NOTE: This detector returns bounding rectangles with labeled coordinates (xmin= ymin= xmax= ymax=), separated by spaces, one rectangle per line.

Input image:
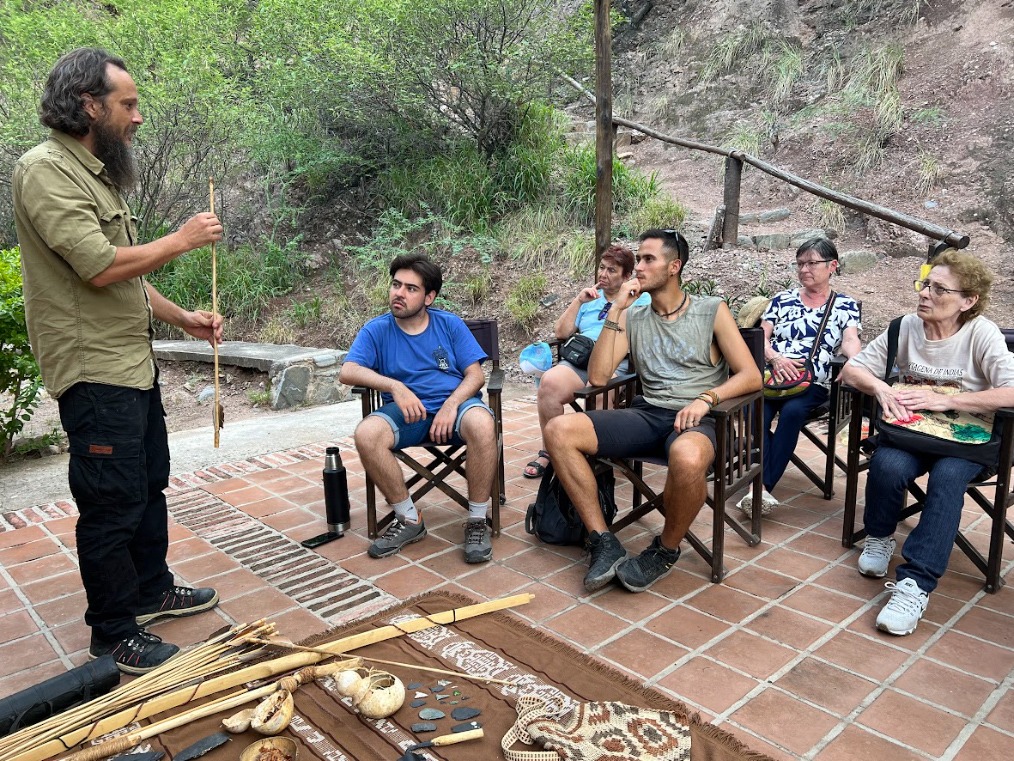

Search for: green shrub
xmin=148 ymin=237 xmax=308 ymax=329
xmin=506 ymin=274 xmax=547 ymax=332
xmin=379 ymin=105 xmax=563 ymax=231
xmin=560 ymin=144 xmax=661 ymax=225
xmin=622 ymin=196 xmax=689 ymax=235
xmin=0 ymin=247 xmax=43 ymax=459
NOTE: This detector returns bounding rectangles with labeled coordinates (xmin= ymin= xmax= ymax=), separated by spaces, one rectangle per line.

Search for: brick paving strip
xmin=0 ymin=443 xmax=397 ymax=625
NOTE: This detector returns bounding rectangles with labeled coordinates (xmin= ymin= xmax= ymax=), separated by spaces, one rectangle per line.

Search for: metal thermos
xmin=323 ymin=446 xmax=351 ymax=536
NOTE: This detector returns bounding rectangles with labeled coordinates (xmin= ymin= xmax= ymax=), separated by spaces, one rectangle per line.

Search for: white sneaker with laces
xmin=876 ymin=578 xmax=928 ymax=636
xmin=857 ymin=535 xmax=897 ymax=578
xmin=736 ymin=488 xmax=778 ymax=517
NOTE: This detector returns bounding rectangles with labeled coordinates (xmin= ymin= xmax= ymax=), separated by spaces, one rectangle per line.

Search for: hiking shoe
xmin=858 ymin=535 xmax=897 ymax=579
xmin=736 ymin=488 xmax=778 ymax=517
xmin=368 ymin=518 xmax=427 ymax=558
xmin=584 ymin=531 xmax=626 ymax=592
xmin=136 ymin=585 xmax=219 ymax=626
xmin=89 ymin=629 xmax=180 ymax=675
xmin=876 ymin=578 xmax=928 ymax=636
xmin=463 ymin=519 xmax=493 ymax=564
xmin=616 ymin=536 xmax=681 ymax=592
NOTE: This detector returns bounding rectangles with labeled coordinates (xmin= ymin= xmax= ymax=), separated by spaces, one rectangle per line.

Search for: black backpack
xmin=525 ymin=463 xmax=617 ymax=545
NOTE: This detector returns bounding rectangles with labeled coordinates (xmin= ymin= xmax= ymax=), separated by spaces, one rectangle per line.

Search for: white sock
xmin=391 ymin=497 xmax=419 ymax=523
xmin=468 ymin=500 xmax=491 ymax=521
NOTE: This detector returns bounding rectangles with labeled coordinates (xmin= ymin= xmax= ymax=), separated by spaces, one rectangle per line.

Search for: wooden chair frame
xmin=841 ymin=388 xmax=1014 ymax=593
xmin=352 ymin=318 xmax=505 ymax=540
xmin=788 ymin=357 xmax=854 ymax=499
xmin=572 ymin=327 xmax=766 ymax=583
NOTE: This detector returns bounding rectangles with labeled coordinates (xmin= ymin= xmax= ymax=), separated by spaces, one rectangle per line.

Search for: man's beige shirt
xmin=13 ymin=131 xmax=155 ymax=398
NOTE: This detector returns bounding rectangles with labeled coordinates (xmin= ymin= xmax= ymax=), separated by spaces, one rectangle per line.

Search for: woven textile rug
xmin=149 ymin=592 xmax=773 ymax=761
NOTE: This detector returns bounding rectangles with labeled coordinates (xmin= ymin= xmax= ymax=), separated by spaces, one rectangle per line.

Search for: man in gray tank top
xmin=544 ymin=230 xmax=762 ymax=592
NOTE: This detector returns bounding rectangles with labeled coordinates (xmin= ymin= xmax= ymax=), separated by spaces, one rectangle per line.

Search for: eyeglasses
xmin=914 ymin=279 xmax=967 ymax=297
xmin=795 ymin=259 xmax=833 ymax=270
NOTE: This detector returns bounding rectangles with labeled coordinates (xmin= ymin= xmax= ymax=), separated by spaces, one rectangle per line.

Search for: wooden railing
xmin=561 ymin=73 xmax=970 ymax=253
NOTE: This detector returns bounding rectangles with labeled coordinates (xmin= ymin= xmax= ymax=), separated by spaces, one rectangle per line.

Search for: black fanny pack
xmin=559 ymin=334 xmax=595 ymax=369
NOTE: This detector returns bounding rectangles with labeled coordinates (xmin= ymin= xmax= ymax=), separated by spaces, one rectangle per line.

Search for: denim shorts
xmin=372 ymin=396 xmax=493 ymax=449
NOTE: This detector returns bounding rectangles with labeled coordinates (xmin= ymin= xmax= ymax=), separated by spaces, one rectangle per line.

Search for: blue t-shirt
xmin=574 ymin=290 xmax=651 ymax=341
xmin=345 ymin=309 xmax=487 ymax=413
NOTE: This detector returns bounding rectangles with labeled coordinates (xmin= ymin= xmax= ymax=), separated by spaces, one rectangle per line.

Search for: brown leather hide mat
xmin=136 ymin=592 xmax=774 ymax=761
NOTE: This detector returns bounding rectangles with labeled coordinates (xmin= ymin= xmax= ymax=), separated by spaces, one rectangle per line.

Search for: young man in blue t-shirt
xmin=339 ymin=253 xmax=497 ymax=562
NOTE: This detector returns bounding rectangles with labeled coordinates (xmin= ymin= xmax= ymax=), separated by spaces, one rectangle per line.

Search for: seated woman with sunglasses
xmin=523 ymin=243 xmax=649 ymax=478
xmin=840 ymin=249 xmax=1014 ymax=636
xmin=738 ymin=237 xmax=861 ymax=516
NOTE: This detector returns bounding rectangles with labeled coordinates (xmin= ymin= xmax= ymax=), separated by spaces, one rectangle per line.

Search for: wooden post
xmin=721 ymin=156 xmax=743 ymax=248
xmin=594 ymin=0 xmax=612 ymax=269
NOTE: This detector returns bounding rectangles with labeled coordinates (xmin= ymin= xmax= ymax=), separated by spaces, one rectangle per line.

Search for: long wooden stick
xmin=0 ymin=622 xmax=273 ymax=758
xmin=16 ymin=594 xmax=532 ymax=761
xmin=60 ymin=685 xmax=275 ymax=761
xmin=249 ymin=638 xmax=517 ymax=686
xmin=62 ymin=659 xmax=362 ymax=761
xmin=209 ymin=176 xmax=221 ymax=448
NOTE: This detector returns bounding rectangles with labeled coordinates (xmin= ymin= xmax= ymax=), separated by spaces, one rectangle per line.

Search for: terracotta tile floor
xmin=2 ymin=395 xmax=1013 ymax=760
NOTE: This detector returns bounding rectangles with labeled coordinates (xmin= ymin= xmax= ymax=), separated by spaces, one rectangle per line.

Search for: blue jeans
xmin=763 ymin=384 xmax=828 ymax=491
xmin=863 ymin=445 xmax=984 ymax=593
xmin=57 ymin=381 xmax=174 ymax=642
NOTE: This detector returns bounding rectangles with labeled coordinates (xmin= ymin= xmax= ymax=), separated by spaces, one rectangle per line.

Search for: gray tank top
xmin=627 ymin=295 xmax=729 ymax=410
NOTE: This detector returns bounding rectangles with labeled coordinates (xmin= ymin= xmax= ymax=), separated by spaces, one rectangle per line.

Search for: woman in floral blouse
xmin=738 ymin=237 xmax=862 ymax=517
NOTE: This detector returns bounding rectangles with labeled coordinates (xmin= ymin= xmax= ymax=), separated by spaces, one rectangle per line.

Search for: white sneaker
xmin=858 ymin=535 xmax=897 ymax=578
xmin=736 ymin=488 xmax=778 ymax=517
xmin=876 ymin=578 xmax=928 ymax=636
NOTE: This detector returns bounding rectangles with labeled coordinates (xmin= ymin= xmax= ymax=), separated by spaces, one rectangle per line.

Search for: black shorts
xmin=586 ymin=396 xmax=717 ymax=460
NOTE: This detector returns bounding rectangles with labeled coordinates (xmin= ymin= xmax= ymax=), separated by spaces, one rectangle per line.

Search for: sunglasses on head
xmin=661 ymin=228 xmax=688 ymax=247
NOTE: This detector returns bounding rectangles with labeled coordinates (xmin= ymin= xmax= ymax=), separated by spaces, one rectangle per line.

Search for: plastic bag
xmin=520 ymin=342 xmax=553 ymax=378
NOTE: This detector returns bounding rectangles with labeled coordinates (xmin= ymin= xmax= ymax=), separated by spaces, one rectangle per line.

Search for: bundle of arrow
xmin=0 ymin=593 xmax=531 ymax=761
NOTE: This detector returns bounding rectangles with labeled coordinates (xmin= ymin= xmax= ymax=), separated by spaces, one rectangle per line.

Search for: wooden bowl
xmin=240 ymin=737 xmax=299 ymax=761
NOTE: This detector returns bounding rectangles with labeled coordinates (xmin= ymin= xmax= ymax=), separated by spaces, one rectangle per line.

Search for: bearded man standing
xmin=13 ymin=48 xmax=224 ymax=673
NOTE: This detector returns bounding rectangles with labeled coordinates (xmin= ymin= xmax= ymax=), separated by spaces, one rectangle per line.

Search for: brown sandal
xmin=523 ymin=450 xmax=550 ymax=479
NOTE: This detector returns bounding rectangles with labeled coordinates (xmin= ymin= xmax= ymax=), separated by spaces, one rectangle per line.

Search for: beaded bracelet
xmin=602 ymin=320 xmax=623 ymax=332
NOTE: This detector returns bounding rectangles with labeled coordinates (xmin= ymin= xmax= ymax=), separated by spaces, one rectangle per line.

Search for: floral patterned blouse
xmin=762 ymin=289 xmax=861 ymax=386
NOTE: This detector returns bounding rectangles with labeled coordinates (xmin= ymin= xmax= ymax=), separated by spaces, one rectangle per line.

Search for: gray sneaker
xmin=876 ymin=578 xmax=928 ymax=636
xmin=858 ymin=535 xmax=896 ymax=578
xmin=463 ymin=519 xmax=493 ymax=564
xmin=368 ymin=518 xmax=427 ymax=558
xmin=584 ymin=531 xmax=626 ymax=592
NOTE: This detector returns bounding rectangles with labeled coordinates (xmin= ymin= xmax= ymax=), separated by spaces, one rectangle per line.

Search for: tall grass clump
xmin=916 ymin=151 xmax=942 ymax=196
xmin=622 ymin=196 xmax=688 ymax=236
xmin=845 ymin=43 xmax=905 ymax=131
xmin=700 ymin=23 xmax=770 ymax=82
xmin=766 ymin=41 xmax=803 ymax=105
xmin=560 ymin=144 xmax=660 ymax=225
xmin=494 ymin=206 xmax=574 ymax=263
xmin=149 ymin=237 xmax=308 ymax=329
xmin=506 ymin=273 xmax=547 ymax=332
xmin=814 ymin=197 xmax=847 ymax=233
